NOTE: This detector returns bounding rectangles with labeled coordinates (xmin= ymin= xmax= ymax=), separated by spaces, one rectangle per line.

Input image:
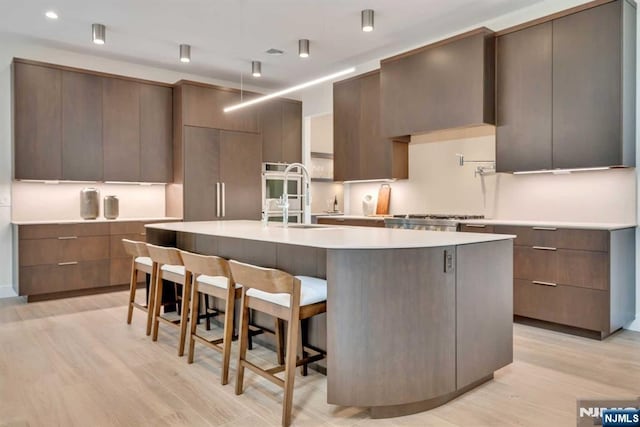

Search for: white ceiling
xmin=1 ymin=0 xmax=547 ymax=89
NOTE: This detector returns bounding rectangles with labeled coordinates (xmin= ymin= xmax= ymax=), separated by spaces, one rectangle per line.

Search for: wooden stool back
xmin=146 ymin=244 xmax=183 ymax=266
xmin=122 ymin=239 xmax=149 ymax=259
xmin=122 ymin=239 xmax=153 ymax=333
xmin=180 ymin=251 xmax=238 ymax=385
xmin=229 ymin=260 xmax=299 ymax=296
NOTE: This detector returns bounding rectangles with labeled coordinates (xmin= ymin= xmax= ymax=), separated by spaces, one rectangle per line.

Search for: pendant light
xmin=361 ymin=9 xmax=374 ymax=32
xmin=179 ymin=44 xmax=191 ymax=63
xmin=252 ymin=61 xmax=262 ymax=77
xmin=92 ymin=23 xmax=106 ymax=45
xmin=298 ymin=39 xmax=310 ymax=58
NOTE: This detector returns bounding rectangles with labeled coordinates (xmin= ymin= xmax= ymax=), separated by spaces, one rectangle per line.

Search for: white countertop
xmin=146 ymin=220 xmax=515 ymax=250
xmin=462 ymin=219 xmax=636 ymax=231
xmin=12 ymin=217 xmax=182 ymax=225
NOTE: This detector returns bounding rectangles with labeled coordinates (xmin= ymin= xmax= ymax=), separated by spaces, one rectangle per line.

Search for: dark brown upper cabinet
xmin=13 ymin=62 xmax=62 ymax=180
xmin=13 ymin=59 xmax=174 ymax=182
xmin=260 ymin=99 xmax=302 ymax=164
xmin=103 ymin=78 xmax=141 ymax=182
xmin=380 ymin=28 xmax=495 ymax=138
xmin=552 ymin=0 xmax=635 ymax=169
xmin=62 ymin=71 xmax=103 ymax=181
xmin=496 ymin=0 xmax=636 ymax=172
xmin=495 ymin=23 xmax=553 ymax=172
xmin=333 ymin=70 xmax=409 ymax=182
xmin=180 ymin=82 xmax=259 ymax=133
xmin=140 ymin=84 xmax=173 ymax=182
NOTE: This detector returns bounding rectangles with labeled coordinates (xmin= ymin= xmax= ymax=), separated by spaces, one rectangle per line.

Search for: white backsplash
xmin=12 ymin=181 xmax=167 ymax=221
xmin=345 ymin=127 xmax=636 ymax=224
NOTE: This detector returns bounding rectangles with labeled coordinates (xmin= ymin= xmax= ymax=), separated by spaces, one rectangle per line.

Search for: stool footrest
xmin=131 ymin=302 xmax=148 ymax=312
xmin=241 ymin=360 xmax=285 ymax=388
xmin=159 ymin=312 xmax=181 ymax=326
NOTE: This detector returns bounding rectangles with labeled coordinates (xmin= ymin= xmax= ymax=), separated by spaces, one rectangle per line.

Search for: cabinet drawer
xmin=19 ymin=236 xmax=110 ymax=266
xmin=460 ymin=224 xmax=495 ymax=233
xmin=110 ymin=257 xmax=146 ymax=286
xmin=110 ymin=233 xmax=147 ymax=259
xmin=514 ymin=279 xmax=608 ymax=332
xmin=19 ymin=260 xmax=110 ymax=296
xmin=19 ymin=223 xmax=110 ymax=239
xmin=109 ymin=221 xmax=146 ymax=235
xmin=494 ymin=225 xmax=608 ymax=251
xmin=514 ymin=246 xmax=609 ymax=290
xmin=317 ymin=218 xmax=385 ymax=227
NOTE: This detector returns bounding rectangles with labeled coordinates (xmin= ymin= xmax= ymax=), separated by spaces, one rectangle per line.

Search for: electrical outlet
xmin=0 ymin=195 xmax=10 ymax=207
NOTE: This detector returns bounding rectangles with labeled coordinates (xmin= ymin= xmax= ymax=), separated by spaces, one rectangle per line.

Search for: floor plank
xmin=0 ymin=291 xmax=638 ymax=426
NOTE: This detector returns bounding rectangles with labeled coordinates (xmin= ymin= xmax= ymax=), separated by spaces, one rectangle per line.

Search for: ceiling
xmin=1 ymin=0 xmax=547 ymax=89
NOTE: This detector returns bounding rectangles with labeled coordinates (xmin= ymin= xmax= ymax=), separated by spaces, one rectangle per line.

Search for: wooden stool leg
xmin=221 ymin=285 xmax=236 ymax=385
xmin=235 ymin=291 xmax=250 ymax=396
xmin=178 ymin=272 xmax=192 ymax=357
xmin=282 ymin=309 xmax=300 ymax=427
xmin=275 ymin=318 xmax=285 ymax=366
xmin=152 ymin=269 xmax=164 ymax=341
xmin=146 ymin=267 xmax=157 ymax=336
xmin=248 ymin=309 xmax=253 ymax=350
xmin=298 ymin=319 xmax=308 ymax=376
xmin=126 ymin=260 xmax=137 ymax=324
xmin=187 ymin=282 xmax=200 ymax=364
xmin=205 ymin=295 xmax=211 ymax=330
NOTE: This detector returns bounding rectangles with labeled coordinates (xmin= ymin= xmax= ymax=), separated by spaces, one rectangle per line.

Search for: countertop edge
xmin=461 ymin=219 xmax=636 ymax=231
xmin=12 ymin=217 xmax=183 ymax=225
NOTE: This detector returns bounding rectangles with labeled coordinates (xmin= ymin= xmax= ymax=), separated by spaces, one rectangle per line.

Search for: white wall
xmin=0 ymin=34 xmax=271 ymax=294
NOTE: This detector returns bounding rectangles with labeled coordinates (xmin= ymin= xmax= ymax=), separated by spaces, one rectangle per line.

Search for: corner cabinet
xmin=12 ymin=59 xmax=173 ymax=182
xmin=496 ymin=0 xmax=636 ymax=172
xmin=333 ymin=70 xmax=408 ymax=182
xmin=380 ymin=28 xmax=495 ymax=138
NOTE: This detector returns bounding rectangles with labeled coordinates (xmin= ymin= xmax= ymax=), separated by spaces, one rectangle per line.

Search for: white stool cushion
xmin=161 ymin=264 xmax=185 ymax=276
xmin=245 ymin=275 xmax=327 ymax=308
xmin=197 ymin=274 xmax=240 ymax=289
xmin=135 ymin=256 xmax=152 ymax=267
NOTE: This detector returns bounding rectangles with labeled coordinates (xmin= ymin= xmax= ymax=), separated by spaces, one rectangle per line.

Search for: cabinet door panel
xmin=359 ymin=72 xmax=389 ymax=180
xmin=103 ymin=78 xmax=141 ymax=181
xmin=14 ymin=63 xmax=62 ymax=180
xmin=333 ymin=78 xmax=361 ymax=181
xmin=496 ymin=23 xmax=552 ymax=172
xmin=260 ymin=100 xmax=283 ymax=163
xmin=556 ymin=250 xmax=609 ymax=290
xmin=62 ymin=71 xmax=103 ymax=181
xmin=513 ymin=246 xmax=557 ymax=282
xmin=183 ymin=126 xmax=220 ymax=221
xmin=219 ymin=131 xmax=262 ymax=220
xmin=282 ymin=101 xmax=302 ymax=164
xmin=140 ymin=84 xmax=172 ymax=182
xmin=552 ymin=1 xmax=622 ymax=168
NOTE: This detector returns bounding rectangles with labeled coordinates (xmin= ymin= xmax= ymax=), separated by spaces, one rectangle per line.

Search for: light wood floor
xmin=0 ymin=291 xmax=639 ymax=427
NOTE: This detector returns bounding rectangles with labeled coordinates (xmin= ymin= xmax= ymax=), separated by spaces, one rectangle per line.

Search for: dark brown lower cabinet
xmin=317 ymin=217 xmax=386 ymax=227
xmin=14 ymin=220 xmax=175 ymax=300
xmin=464 ymin=223 xmax=636 ymax=339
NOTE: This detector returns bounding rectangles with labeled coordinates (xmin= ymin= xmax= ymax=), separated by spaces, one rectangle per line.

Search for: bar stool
xmin=122 ymin=239 xmax=155 ymax=335
xmin=180 ymin=251 xmax=241 ymax=385
xmin=229 ymin=260 xmax=327 ymax=427
xmin=146 ymin=244 xmax=191 ymax=357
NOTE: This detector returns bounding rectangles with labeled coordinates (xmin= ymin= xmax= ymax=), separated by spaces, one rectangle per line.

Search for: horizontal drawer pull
xmin=532 ymin=227 xmax=557 ymax=231
xmin=58 ymin=261 xmax=78 ymax=266
xmin=533 ymin=246 xmax=557 ymax=251
xmin=532 ymin=280 xmax=557 ymax=287
xmin=464 ymin=224 xmax=486 ymax=228
xmin=140 ymin=233 xmax=146 ymax=236
xmin=57 ymin=236 xmax=78 ymax=240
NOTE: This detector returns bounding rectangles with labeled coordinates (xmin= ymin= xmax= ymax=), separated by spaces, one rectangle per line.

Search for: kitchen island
xmin=146 ymin=220 xmax=515 ymax=418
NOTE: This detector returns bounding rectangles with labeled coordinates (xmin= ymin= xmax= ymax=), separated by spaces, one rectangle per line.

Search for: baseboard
xmin=626 ymin=314 xmax=640 ymax=332
xmin=0 ymin=285 xmax=18 ymax=299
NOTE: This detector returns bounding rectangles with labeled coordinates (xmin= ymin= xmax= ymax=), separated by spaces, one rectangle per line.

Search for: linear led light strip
xmin=224 ymin=67 xmax=356 ymax=113
xmin=513 ymin=167 xmax=611 ymax=175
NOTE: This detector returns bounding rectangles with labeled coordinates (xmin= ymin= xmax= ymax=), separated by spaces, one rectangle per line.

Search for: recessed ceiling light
xmin=45 ymin=11 xmax=58 ymax=20
xmin=298 ymin=39 xmax=310 ymax=58
xmin=361 ymin=9 xmax=374 ymax=32
xmin=179 ymin=44 xmax=191 ymax=63
xmin=266 ymin=48 xmax=284 ymax=55
xmin=92 ymin=23 xmax=106 ymax=45
xmin=252 ymin=61 xmax=262 ymax=77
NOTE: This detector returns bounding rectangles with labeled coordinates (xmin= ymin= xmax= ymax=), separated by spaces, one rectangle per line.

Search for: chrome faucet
xmin=280 ymin=163 xmax=311 ymax=227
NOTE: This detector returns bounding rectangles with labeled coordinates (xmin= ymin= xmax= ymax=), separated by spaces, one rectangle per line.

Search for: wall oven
xmin=262 ymin=163 xmax=304 ymax=223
